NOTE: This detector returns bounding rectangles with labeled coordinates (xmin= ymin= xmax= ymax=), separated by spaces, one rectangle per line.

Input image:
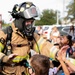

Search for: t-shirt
xmin=49 ymin=67 xmax=58 ymax=75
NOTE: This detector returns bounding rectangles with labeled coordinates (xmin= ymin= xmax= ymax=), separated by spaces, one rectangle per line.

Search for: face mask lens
xmin=25 ymin=20 xmax=34 ymax=31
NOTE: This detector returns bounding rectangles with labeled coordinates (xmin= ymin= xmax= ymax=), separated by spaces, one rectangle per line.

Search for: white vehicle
xmin=42 ymin=25 xmax=63 ymax=39
xmin=42 ymin=25 xmax=53 ymax=39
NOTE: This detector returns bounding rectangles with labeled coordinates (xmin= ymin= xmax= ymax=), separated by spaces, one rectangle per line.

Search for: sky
xmin=0 ymin=0 xmax=71 ymax=23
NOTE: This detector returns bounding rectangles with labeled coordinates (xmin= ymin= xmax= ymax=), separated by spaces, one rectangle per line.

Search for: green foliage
xmin=35 ymin=9 xmax=57 ymax=26
xmin=67 ymin=0 xmax=75 ymax=19
xmin=2 ymin=9 xmax=59 ymax=26
xmin=2 ymin=20 xmax=11 ymax=27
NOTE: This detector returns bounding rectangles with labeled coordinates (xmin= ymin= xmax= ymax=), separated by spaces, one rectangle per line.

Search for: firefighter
xmin=0 ymin=2 xmax=41 ymax=75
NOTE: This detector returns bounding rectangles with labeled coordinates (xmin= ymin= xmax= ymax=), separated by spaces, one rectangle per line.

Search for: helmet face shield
xmin=23 ymin=6 xmax=39 ymax=19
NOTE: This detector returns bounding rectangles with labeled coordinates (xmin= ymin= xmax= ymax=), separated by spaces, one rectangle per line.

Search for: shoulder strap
xmin=2 ymin=26 xmax=13 ymax=41
xmin=2 ymin=26 xmax=13 ymax=55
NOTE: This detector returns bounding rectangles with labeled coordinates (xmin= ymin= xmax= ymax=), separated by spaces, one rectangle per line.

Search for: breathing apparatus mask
xmin=9 ymin=2 xmax=40 ymax=40
xmin=22 ymin=19 xmax=35 ymax=40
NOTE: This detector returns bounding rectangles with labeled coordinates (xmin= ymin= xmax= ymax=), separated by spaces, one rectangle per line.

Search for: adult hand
xmin=8 ymin=54 xmax=18 ymax=60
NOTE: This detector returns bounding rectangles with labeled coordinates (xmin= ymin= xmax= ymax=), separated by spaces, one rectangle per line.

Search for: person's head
xmin=52 ymin=26 xmax=58 ymax=32
xmin=10 ymin=2 xmax=40 ymax=40
xmin=29 ymin=54 xmax=50 ymax=75
xmin=61 ymin=35 xmax=72 ymax=47
xmin=35 ymin=26 xmax=42 ymax=35
xmin=36 ymin=26 xmax=42 ymax=31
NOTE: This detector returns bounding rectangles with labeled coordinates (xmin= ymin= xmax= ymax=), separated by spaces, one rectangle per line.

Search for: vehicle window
xmin=43 ymin=27 xmax=49 ymax=30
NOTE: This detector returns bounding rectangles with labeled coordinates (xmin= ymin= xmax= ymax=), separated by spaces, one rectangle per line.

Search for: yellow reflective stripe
xmin=35 ymin=37 xmax=46 ymax=53
xmin=39 ymin=40 xmax=46 ymax=50
xmin=12 ymin=54 xmax=29 ymax=63
xmin=68 ymin=58 xmax=75 ymax=66
xmin=50 ymin=46 xmax=55 ymax=59
xmin=0 ymin=43 xmax=4 ymax=52
xmin=50 ymin=46 xmax=58 ymax=60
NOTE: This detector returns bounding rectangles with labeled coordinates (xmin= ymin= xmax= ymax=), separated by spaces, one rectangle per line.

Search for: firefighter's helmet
xmin=11 ymin=2 xmax=40 ymax=20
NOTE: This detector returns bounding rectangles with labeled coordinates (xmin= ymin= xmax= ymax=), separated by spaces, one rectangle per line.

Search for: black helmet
xmin=10 ymin=2 xmax=40 ymax=41
xmin=11 ymin=2 xmax=40 ymax=20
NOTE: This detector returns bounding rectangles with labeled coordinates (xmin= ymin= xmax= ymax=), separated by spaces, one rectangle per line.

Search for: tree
xmin=35 ymin=9 xmax=57 ymax=26
xmin=2 ymin=20 xmax=10 ymax=27
xmin=67 ymin=0 xmax=75 ymax=19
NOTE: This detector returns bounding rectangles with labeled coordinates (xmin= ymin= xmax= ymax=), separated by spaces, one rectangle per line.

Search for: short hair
xmin=30 ymin=54 xmax=50 ymax=75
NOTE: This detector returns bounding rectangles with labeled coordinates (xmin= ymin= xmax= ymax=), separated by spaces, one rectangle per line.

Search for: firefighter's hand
xmin=8 ymin=54 xmax=18 ymax=60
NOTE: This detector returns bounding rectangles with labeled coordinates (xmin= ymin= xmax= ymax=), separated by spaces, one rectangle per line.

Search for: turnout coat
xmin=0 ymin=22 xmax=58 ymax=75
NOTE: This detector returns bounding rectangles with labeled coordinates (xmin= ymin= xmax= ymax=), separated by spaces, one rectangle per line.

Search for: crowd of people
xmin=34 ymin=25 xmax=75 ymax=75
xmin=0 ymin=1 xmax=75 ymax=75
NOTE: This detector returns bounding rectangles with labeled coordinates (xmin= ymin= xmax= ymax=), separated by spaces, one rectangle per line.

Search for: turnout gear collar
xmin=14 ymin=19 xmax=35 ymax=41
